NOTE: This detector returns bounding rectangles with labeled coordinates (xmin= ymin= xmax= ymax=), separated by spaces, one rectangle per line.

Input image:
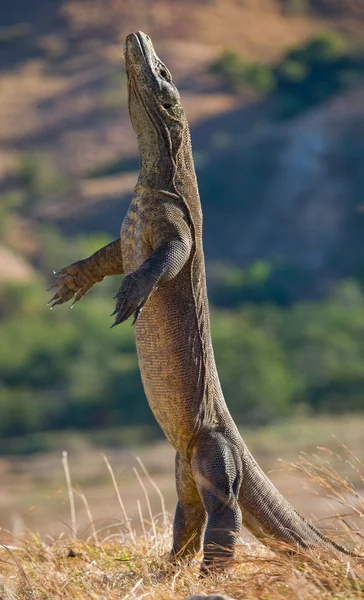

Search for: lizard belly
xmin=134 ymin=280 xmax=204 ymax=456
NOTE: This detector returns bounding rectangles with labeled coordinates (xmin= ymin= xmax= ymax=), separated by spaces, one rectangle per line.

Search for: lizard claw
xmin=71 ymin=285 xmax=92 ymax=306
xmin=111 ymin=274 xmax=151 ymax=328
xmin=47 ymin=260 xmax=95 ymax=308
xmin=48 ymin=285 xmax=75 ymax=307
xmin=132 ymin=307 xmax=143 ymax=326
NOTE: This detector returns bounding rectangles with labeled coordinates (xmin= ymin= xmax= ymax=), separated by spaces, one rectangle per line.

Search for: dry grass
xmin=0 ymin=447 xmax=363 ymax=599
xmin=1 ymin=415 xmax=364 ymax=539
xmin=0 ymin=534 xmax=363 ymax=600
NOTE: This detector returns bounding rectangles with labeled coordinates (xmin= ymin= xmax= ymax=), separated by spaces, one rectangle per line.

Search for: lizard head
xmin=123 ymin=31 xmax=186 ymax=146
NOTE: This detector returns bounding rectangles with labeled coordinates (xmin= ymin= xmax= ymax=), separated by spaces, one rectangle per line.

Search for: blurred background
xmin=0 ymin=0 xmax=364 ymax=540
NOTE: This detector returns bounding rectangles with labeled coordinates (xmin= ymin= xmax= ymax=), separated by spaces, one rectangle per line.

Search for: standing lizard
xmin=49 ymin=32 xmax=361 ymax=571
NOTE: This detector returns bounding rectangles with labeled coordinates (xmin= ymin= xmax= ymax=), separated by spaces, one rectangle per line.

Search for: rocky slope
xmin=0 ymin=0 xmax=363 ymax=294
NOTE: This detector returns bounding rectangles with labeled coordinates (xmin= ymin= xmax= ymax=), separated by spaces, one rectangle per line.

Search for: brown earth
xmin=0 ymin=0 xmax=359 ymax=268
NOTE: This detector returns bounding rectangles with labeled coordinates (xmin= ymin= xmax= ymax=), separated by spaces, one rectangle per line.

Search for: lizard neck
xmin=136 ymin=120 xmax=198 ymax=200
xmin=137 ymin=135 xmax=175 ymax=191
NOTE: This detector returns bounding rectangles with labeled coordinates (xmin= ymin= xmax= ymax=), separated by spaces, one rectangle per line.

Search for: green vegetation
xmin=17 ymin=152 xmax=71 ymax=208
xmin=1 ymin=147 xmax=364 ymax=448
xmin=1 ymin=260 xmax=364 ymax=443
xmin=211 ymin=51 xmax=276 ymax=94
xmin=282 ymin=0 xmax=311 ymax=15
xmin=1 ymin=27 xmax=364 ymax=452
xmin=0 ymin=153 xmax=70 ymax=241
xmin=211 ymin=32 xmax=364 ymax=118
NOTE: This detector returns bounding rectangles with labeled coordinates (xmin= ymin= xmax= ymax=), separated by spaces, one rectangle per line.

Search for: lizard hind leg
xmin=191 ymin=432 xmax=243 ymax=572
xmin=171 ymin=452 xmax=207 ymax=562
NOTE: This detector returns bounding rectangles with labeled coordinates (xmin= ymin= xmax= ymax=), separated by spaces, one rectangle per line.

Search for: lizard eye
xmin=163 ymin=103 xmax=172 ymax=110
xmin=159 ymin=66 xmax=172 ymax=82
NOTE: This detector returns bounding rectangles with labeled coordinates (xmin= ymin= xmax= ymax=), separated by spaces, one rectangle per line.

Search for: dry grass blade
xmin=133 ymin=466 xmax=158 ymax=556
xmin=102 ymin=453 xmax=136 ymax=544
xmin=74 ymin=487 xmax=99 ymax=546
xmin=62 ymin=450 xmax=77 ymax=538
xmin=121 ymin=577 xmax=143 ymax=599
xmin=135 ymin=455 xmax=169 ymax=529
xmin=137 ymin=499 xmax=148 ymax=548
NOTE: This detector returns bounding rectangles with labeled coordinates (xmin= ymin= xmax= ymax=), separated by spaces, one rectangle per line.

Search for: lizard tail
xmin=238 ymin=447 xmax=363 ymax=560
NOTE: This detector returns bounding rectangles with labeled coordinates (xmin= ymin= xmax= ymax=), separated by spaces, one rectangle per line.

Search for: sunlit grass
xmin=0 ymin=449 xmax=363 ymax=599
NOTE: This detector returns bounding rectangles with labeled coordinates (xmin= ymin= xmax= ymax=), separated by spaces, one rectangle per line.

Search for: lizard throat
xmin=134 ymin=185 xmax=180 ymax=200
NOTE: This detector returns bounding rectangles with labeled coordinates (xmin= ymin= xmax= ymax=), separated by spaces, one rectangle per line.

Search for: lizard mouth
xmin=135 ymin=32 xmax=148 ymax=59
xmin=123 ymin=31 xmax=149 ymax=63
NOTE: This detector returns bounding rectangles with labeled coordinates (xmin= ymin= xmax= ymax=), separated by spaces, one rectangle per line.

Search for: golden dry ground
xmin=0 ymin=531 xmax=363 ymax=600
xmin=1 ymin=416 xmax=363 ymax=599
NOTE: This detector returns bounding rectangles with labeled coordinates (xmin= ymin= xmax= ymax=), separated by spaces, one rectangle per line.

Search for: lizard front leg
xmin=48 ymin=238 xmax=123 ymax=308
xmin=111 ymin=210 xmax=192 ymax=326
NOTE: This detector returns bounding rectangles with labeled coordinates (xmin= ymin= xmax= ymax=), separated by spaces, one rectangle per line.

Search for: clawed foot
xmin=47 ymin=261 xmax=99 ymax=308
xmin=111 ymin=273 xmax=153 ymax=327
xmin=199 ymin=560 xmax=233 ymax=578
xmin=199 ymin=551 xmax=235 ymax=577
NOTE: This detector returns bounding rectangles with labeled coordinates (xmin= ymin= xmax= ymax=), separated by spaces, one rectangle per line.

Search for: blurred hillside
xmin=1 ymin=0 xmax=364 ymax=448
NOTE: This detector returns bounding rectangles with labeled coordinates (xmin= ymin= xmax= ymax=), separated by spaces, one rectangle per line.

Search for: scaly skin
xmin=49 ymin=32 xmax=361 ymax=571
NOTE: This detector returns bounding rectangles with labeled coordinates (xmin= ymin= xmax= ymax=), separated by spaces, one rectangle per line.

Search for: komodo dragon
xmin=48 ymin=31 xmax=361 ymax=570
